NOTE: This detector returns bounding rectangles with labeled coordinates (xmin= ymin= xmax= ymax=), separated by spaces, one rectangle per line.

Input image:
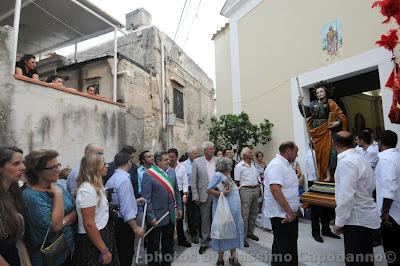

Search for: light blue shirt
xmin=183 ymin=158 xmax=193 ymax=186
xmin=66 ymin=164 xmax=79 ymax=198
xmin=106 ymin=169 xmax=138 ymax=221
xmin=137 ymin=165 xmax=147 ymax=194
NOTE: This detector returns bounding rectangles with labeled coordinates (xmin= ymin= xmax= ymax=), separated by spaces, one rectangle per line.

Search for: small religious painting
xmin=321 ymin=20 xmax=343 ymax=61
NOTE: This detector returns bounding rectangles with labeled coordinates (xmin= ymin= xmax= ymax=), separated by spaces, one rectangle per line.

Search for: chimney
xmin=125 ymin=8 xmax=152 ymax=31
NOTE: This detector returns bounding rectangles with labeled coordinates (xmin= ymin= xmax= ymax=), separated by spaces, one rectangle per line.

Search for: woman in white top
xmin=72 ymin=153 xmax=120 ymax=266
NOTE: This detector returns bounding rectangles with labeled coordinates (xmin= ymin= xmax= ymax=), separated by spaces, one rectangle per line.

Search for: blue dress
xmin=207 ymin=172 xmax=244 ymax=251
xmin=22 ymin=184 xmax=75 ymax=266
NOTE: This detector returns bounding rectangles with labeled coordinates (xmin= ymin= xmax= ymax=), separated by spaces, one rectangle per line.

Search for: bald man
xmin=67 ymin=143 xmax=105 ymax=197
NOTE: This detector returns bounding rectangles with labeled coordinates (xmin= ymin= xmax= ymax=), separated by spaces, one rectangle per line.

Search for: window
xmin=173 ymin=87 xmax=184 ymax=120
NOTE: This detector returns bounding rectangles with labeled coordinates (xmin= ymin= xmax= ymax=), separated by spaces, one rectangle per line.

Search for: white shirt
xmin=183 ymin=159 xmax=193 ymax=185
xmin=76 ymin=182 xmax=109 ymax=233
xmin=305 ymin=150 xmax=317 ymax=182
xmin=263 ymin=154 xmax=299 ymax=218
xmin=356 ymin=143 xmax=379 ymax=169
xmin=375 ymin=148 xmax=400 ymax=225
xmin=174 ymin=162 xmax=189 ymax=192
xmin=334 ymin=148 xmax=380 ymax=229
xmin=234 ymin=160 xmax=259 ymax=186
xmin=204 ymin=157 xmax=216 ymax=182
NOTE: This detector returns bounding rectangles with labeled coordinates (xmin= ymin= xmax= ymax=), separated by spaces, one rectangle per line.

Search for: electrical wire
xmin=183 ymin=0 xmax=202 ymax=48
xmin=173 ymin=0 xmax=189 ymax=41
xmin=232 ymin=79 xmax=290 ymax=104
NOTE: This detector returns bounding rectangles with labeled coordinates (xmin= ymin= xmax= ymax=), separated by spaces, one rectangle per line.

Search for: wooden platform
xmin=300 ymin=191 xmax=336 ymax=208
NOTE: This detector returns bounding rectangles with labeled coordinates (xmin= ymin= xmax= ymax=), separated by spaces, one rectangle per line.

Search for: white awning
xmin=0 ymin=0 xmax=124 ymax=55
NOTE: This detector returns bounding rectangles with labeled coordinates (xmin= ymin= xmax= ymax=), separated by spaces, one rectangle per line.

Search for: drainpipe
xmin=160 ymin=32 xmax=167 ymax=149
xmin=113 ymin=28 xmax=117 ymax=102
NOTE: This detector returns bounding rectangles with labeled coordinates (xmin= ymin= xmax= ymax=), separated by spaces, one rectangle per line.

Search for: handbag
xmin=40 ymin=226 xmax=68 ymax=266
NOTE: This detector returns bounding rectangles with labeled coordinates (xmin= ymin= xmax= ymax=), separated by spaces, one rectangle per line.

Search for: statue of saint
xmin=298 ymin=81 xmax=348 ymax=181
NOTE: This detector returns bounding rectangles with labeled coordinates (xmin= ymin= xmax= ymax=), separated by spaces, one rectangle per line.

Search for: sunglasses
xmin=44 ymin=163 xmax=61 ymax=170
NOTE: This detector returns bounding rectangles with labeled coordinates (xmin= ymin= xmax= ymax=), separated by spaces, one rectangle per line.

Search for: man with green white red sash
xmin=141 ymin=151 xmax=183 ymax=266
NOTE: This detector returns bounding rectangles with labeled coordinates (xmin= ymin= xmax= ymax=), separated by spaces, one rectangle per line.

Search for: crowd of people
xmin=0 ymin=129 xmax=399 ymax=266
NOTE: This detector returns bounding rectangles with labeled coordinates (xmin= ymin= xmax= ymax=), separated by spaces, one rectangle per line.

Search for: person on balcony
xmin=15 ymin=54 xmax=39 ymax=80
xmin=46 ymin=75 xmax=64 ymax=87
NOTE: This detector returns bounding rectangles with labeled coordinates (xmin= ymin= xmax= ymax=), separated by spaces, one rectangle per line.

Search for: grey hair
xmin=240 ymin=147 xmax=251 ymax=159
xmin=188 ymin=146 xmax=199 ymax=154
xmin=201 ymin=141 xmax=214 ymax=151
xmin=215 ymin=157 xmax=232 ymax=173
xmin=154 ymin=151 xmax=168 ymax=164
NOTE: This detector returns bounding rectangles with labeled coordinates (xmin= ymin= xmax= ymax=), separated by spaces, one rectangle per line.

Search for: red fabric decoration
xmin=388 ymin=86 xmax=400 ymax=123
xmin=372 ymin=0 xmax=400 ymax=24
xmin=376 ymin=29 xmax=399 ymax=51
xmin=385 ymin=69 xmax=397 ymax=89
xmin=385 ymin=66 xmax=400 ymax=123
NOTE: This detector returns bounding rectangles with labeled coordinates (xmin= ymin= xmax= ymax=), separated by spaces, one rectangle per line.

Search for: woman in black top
xmin=15 ymin=54 xmax=39 ymax=80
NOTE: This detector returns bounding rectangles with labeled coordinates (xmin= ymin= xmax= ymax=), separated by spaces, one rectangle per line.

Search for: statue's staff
xmin=296 ymin=76 xmax=320 ymax=182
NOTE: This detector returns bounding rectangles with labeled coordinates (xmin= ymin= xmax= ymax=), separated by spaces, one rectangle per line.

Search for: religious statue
xmin=298 ymin=81 xmax=348 ymax=181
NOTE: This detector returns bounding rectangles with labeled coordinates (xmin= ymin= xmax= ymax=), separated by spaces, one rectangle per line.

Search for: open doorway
xmin=308 ymin=69 xmax=384 ymax=136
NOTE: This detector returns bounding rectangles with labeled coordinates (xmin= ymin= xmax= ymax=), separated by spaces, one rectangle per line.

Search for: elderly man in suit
xmin=141 ymin=151 xmax=183 ymax=266
xmin=192 ymin=141 xmax=217 ymax=254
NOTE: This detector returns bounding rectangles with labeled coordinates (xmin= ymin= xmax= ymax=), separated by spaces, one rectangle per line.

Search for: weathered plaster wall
xmin=0 ymin=26 xmax=143 ymax=166
xmin=72 ymin=26 xmax=215 ymax=153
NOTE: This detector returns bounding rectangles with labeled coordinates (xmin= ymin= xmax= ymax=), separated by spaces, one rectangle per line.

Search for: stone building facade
xmin=0 ymin=23 xmax=215 ymax=166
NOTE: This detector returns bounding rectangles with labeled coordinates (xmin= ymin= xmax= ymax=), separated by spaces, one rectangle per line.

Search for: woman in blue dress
xmin=207 ymin=157 xmax=244 ymax=266
xmin=22 ymin=150 xmax=76 ymax=266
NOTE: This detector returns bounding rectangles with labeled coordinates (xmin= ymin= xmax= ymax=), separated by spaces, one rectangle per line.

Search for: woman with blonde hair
xmin=72 ymin=153 xmax=120 ymax=266
xmin=0 ymin=146 xmax=31 ymax=266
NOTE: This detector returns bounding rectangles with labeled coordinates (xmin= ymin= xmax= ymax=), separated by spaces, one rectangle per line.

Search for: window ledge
xmin=14 ymin=74 xmax=125 ymax=107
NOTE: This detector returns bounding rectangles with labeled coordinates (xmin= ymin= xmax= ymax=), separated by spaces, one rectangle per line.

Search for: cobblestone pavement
xmin=171 ymin=219 xmax=388 ymax=266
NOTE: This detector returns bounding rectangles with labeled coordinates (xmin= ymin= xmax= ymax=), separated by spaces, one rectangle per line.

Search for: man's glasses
xmin=44 ymin=163 xmax=61 ymax=170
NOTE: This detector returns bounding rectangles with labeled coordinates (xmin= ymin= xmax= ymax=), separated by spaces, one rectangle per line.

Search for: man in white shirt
xmin=182 ymin=146 xmax=201 ymax=244
xmin=168 ymin=148 xmax=191 ymax=247
xmin=264 ymin=141 xmax=300 ymax=265
xmin=333 ymin=131 xmax=380 ymax=266
xmin=234 ymin=147 xmax=260 ymax=247
xmin=305 ymin=147 xmax=338 ymax=243
xmin=375 ymin=130 xmax=400 ymax=266
xmin=355 ymin=129 xmax=379 ymax=169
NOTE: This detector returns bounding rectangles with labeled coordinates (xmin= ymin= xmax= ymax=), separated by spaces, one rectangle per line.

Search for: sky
xmin=56 ymin=0 xmax=228 ymax=83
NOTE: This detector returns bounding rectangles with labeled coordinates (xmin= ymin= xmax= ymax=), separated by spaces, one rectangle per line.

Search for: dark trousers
xmin=311 ymin=206 xmax=334 ymax=236
xmin=146 ymin=221 xmax=174 ymax=266
xmin=115 ymin=218 xmax=134 ymax=266
xmin=308 ymin=181 xmax=334 ymax=236
xmin=381 ymin=216 xmax=400 ymax=266
xmin=177 ymin=191 xmax=187 ymax=243
xmin=343 ymin=225 xmax=374 ymax=266
xmin=187 ymin=186 xmax=201 ymax=236
xmin=270 ymin=217 xmax=298 ymax=266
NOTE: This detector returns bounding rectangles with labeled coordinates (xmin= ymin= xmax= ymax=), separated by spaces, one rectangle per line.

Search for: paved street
xmin=172 ymin=219 xmax=388 ymax=266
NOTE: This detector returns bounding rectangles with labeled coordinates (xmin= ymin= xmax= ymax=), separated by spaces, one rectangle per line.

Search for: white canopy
xmin=0 ymin=0 xmax=124 ymax=55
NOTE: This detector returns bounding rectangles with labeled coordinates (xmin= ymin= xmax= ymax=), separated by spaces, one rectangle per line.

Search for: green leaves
xmin=208 ymin=112 xmax=273 ymax=153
